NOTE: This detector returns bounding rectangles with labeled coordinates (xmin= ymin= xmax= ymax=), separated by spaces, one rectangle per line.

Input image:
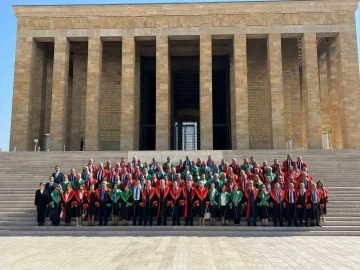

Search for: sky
xmin=0 ymin=0 xmax=359 ymax=151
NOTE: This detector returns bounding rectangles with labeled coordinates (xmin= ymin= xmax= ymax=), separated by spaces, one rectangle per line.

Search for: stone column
xmin=318 ymin=52 xmax=331 ymax=136
xmin=301 ymin=33 xmax=322 ymax=149
xmin=120 ymin=36 xmax=136 ymax=150
xmin=71 ymin=49 xmax=87 ymax=151
xmin=326 ymin=45 xmax=343 ymax=149
xmin=156 ymin=35 xmax=170 ymax=150
xmin=199 ymin=35 xmax=213 ymax=150
xmin=10 ymin=37 xmax=36 ymax=151
xmin=268 ymin=34 xmax=286 ymax=149
xmin=231 ymin=34 xmax=249 ymax=150
xmin=85 ymin=37 xmax=102 ymax=151
xmin=335 ymin=32 xmax=360 ymax=148
xmin=50 ymin=37 xmax=70 ymax=151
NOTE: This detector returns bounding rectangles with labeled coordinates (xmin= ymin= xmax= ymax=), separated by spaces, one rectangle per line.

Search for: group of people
xmin=34 ymin=154 xmax=328 ymax=227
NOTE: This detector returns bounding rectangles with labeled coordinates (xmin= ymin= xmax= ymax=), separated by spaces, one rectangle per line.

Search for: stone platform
xmin=0 ymin=236 xmax=359 ymax=270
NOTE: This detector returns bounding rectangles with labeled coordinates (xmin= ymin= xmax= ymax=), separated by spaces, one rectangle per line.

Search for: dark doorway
xmin=213 ymin=55 xmax=231 ymax=150
xmin=139 ymin=56 xmax=156 ymax=150
xmin=171 ymin=56 xmax=200 ymax=150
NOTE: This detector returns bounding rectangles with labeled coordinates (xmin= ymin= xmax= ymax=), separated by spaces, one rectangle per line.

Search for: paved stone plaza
xmin=0 ymin=236 xmax=359 ymax=270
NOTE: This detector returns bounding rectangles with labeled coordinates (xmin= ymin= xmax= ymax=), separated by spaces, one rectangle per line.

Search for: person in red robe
xmin=169 ymin=181 xmax=182 ymax=226
xmin=296 ymin=156 xmax=307 ymax=171
xmin=306 ymin=183 xmax=322 ymax=227
xmin=141 ymin=180 xmax=156 ymax=226
xmin=87 ymin=159 xmax=97 ymax=174
xmin=296 ymin=182 xmax=308 ymax=227
xmin=317 ymin=180 xmax=329 ymax=222
xmin=182 ymin=179 xmax=196 ymax=226
xmin=195 ymin=181 xmax=208 ymax=226
xmin=282 ymin=154 xmax=295 ymax=172
xmin=243 ymin=180 xmax=258 ymax=226
xmin=61 ymin=183 xmax=75 ymax=226
xmin=269 ymin=182 xmax=286 ymax=226
xmin=155 ymin=179 xmax=170 ymax=226
xmin=96 ymin=181 xmax=110 ymax=226
xmin=285 ymin=183 xmax=297 ymax=226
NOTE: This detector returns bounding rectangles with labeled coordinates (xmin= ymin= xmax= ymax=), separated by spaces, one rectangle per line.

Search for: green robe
xmin=218 ymin=192 xmax=231 ymax=207
xmin=143 ymin=173 xmax=151 ymax=180
xmin=240 ymin=164 xmax=253 ymax=172
xmin=71 ymin=179 xmax=85 ymax=191
xmin=109 ymin=189 xmax=122 ymax=216
xmin=189 ymin=165 xmax=199 ymax=176
xmin=208 ymin=189 xmax=219 ymax=207
xmin=163 ymin=162 xmax=175 ymax=171
xmin=230 ymin=191 xmax=243 ymax=207
xmin=50 ymin=190 xmax=62 ymax=207
xmin=264 ymin=173 xmax=276 ymax=182
xmin=120 ymin=191 xmax=133 ymax=207
xmin=60 ymin=180 xmax=70 ymax=192
xmin=258 ymin=191 xmax=270 ymax=207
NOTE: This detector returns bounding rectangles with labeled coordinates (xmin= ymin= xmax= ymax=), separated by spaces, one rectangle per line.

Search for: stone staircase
xmin=0 ymin=150 xmax=359 ymax=236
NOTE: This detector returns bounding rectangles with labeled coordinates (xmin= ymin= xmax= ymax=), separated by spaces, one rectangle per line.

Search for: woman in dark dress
xmin=61 ymin=183 xmax=75 ymax=226
xmin=230 ymin=185 xmax=243 ymax=226
xmin=195 ymin=181 xmax=208 ymax=226
xmin=50 ymin=184 xmax=62 ymax=226
xmin=120 ymin=185 xmax=133 ymax=226
xmin=109 ymin=183 xmax=122 ymax=226
xmin=74 ymin=184 xmax=86 ymax=226
xmin=317 ymin=180 xmax=328 ymax=222
xmin=257 ymin=185 xmax=270 ymax=226
xmin=208 ymin=182 xmax=219 ymax=226
xmin=219 ymin=185 xmax=230 ymax=226
xmin=34 ymin=182 xmax=49 ymax=226
xmin=85 ymin=184 xmax=98 ymax=226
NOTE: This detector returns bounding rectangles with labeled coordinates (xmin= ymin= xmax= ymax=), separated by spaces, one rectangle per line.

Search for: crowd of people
xmin=34 ymin=154 xmax=328 ymax=227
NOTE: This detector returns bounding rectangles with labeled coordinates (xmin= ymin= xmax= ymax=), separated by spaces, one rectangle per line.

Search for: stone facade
xmin=9 ymin=1 xmax=360 ymax=151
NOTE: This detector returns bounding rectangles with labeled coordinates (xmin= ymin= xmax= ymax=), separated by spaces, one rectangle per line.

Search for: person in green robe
xmin=219 ymin=172 xmax=228 ymax=185
xmin=264 ymin=167 xmax=276 ymax=182
xmin=142 ymin=168 xmax=151 ymax=180
xmin=50 ymin=184 xmax=62 ymax=226
xmin=206 ymin=171 xmax=214 ymax=184
xmin=193 ymin=172 xmax=201 ymax=185
xmin=257 ymin=185 xmax=270 ymax=226
xmin=71 ymin=173 xmax=84 ymax=191
xmin=219 ymin=185 xmax=231 ymax=226
xmin=110 ymin=175 xmax=122 ymax=189
xmin=208 ymin=182 xmax=219 ymax=226
xmin=60 ymin=176 xmax=70 ymax=193
xmin=181 ymin=166 xmax=192 ymax=182
xmin=120 ymin=186 xmax=133 ymax=226
xmin=163 ymin=157 xmax=175 ymax=171
xmin=213 ymin=173 xmax=224 ymax=191
xmin=109 ymin=183 xmax=122 ymax=226
xmin=230 ymin=185 xmax=244 ymax=226
xmin=189 ymin=161 xmax=199 ymax=176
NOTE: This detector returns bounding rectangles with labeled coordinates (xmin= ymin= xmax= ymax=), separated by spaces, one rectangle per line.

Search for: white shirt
xmin=79 ymin=192 xmax=83 ymax=200
xmin=220 ymin=193 xmax=226 ymax=206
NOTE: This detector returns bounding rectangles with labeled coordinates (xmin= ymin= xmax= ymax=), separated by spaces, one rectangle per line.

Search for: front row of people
xmin=35 ymin=179 xmax=327 ymax=227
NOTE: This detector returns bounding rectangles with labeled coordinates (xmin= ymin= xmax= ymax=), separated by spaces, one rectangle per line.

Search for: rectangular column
xmin=10 ymin=37 xmax=36 ymax=151
xmin=301 ymin=33 xmax=322 ymax=149
xmin=120 ymin=36 xmax=136 ymax=150
xmin=85 ymin=37 xmax=102 ymax=151
xmin=71 ymin=50 xmax=87 ymax=151
xmin=268 ymin=34 xmax=286 ymax=149
xmin=335 ymin=32 xmax=360 ymax=148
xmin=232 ymin=34 xmax=249 ymax=150
xmin=199 ymin=35 xmax=213 ymax=150
xmin=156 ymin=36 xmax=170 ymax=150
xmin=50 ymin=37 xmax=70 ymax=151
xmin=326 ymin=45 xmax=343 ymax=149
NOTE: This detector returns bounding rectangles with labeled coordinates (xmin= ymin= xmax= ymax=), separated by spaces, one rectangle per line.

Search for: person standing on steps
xmin=45 ymin=176 xmax=56 ymax=217
xmin=35 ymin=182 xmax=49 ymax=226
xmin=52 ymin=166 xmax=65 ymax=184
xmin=269 ymin=182 xmax=285 ymax=227
xmin=243 ymin=180 xmax=258 ymax=226
xmin=50 ymin=184 xmax=62 ymax=226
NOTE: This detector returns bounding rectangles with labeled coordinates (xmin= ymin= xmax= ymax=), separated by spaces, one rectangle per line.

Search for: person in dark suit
xmin=45 ymin=176 xmax=56 ymax=217
xmin=52 ymin=166 xmax=65 ymax=184
xmin=34 ymin=183 xmax=49 ymax=226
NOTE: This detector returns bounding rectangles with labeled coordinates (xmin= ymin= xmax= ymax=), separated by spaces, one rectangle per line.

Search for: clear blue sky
xmin=0 ymin=0 xmax=359 ymax=151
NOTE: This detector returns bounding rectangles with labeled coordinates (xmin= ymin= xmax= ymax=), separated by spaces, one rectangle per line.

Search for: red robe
xmin=182 ymin=187 xmax=196 ymax=218
xmin=285 ymin=189 xmax=298 ymax=203
xmin=94 ymin=168 xmax=107 ymax=181
xmin=107 ymin=172 xmax=119 ymax=183
xmin=195 ymin=187 xmax=208 ymax=203
xmin=155 ymin=186 xmax=170 ymax=217
xmin=84 ymin=178 xmax=97 ymax=191
xmin=269 ymin=189 xmax=286 ymax=207
xmin=87 ymin=164 xmax=97 ymax=174
xmin=95 ymin=187 xmax=110 ymax=202
xmin=61 ymin=189 xmax=75 ymax=218
xmin=282 ymin=159 xmax=295 ymax=172
xmin=243 ymin=188 xmax=259 ymax=218
xmin=122 ymin=179 xmax=135 ymax=190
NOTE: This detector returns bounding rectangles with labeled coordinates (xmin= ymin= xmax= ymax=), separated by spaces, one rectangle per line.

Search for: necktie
xmin=136 ymin=187 xmax=139 ymax=200
xmin=277 ymin=191 xmax=280 ymax=203
xmin=313 ymin=191 xmax=317 ymax=203
xmin=174 ymin=188 xmax=177 ymax=196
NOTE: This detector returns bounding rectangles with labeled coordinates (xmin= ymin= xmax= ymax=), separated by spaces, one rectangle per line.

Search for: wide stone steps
xmin=0 ymin=150 xmax=359 ymax=236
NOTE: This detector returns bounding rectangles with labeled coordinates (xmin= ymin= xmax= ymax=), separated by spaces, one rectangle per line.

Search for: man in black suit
xmin=52 ymin=166 xmax=65 ymax=184
xmin=35 ymin=183 xmax=49 ymax=226
xmin=45 ymin=176 xmax=56 ymax=217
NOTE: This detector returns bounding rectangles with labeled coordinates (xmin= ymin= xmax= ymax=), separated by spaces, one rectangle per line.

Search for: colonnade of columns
xmin=10 ymin=32 xmax=360 ymax=151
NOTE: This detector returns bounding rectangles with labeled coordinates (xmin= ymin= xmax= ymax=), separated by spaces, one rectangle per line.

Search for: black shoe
xmin=185 ymin=223 xmax=188 ymax=226
xmin=316 ymin=224 xmax=322 ymax=227
xmin=38 ymin=223 xmax=41 ymax=226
